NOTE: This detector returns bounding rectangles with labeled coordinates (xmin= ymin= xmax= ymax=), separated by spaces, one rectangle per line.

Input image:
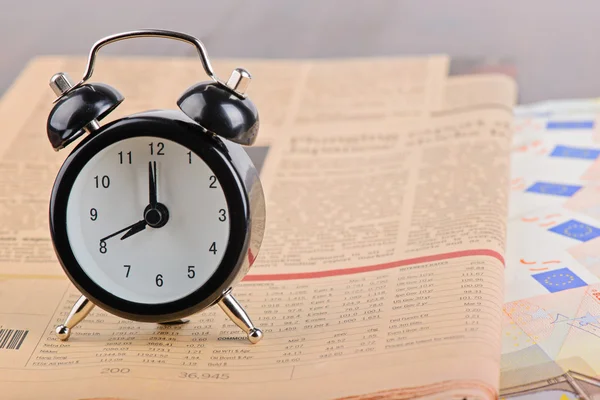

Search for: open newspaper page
xmin=0 ymin=56 xmax=514 ymax=399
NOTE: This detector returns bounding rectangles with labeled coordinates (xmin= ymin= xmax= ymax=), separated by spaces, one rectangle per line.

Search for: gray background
xmin=0 ymin=1 xmax=597 ymax=103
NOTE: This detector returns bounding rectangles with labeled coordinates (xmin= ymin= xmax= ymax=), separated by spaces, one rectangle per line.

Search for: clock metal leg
xmin=218 ymin=293 xmax=263 ymax=344
xmin=55 ymin=295 xmax=95 ymax=341
xmin=158 ymin=319 xmax=190 ymax=325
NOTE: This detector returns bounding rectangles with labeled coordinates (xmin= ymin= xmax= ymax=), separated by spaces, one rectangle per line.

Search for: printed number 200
xmin=101 ymin=368 xmax=130 ymax=374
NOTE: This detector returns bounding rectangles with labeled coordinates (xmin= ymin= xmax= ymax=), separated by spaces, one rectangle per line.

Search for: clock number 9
xmin=156 ymin=274 xmax=163 ymax=287
xmin=90 ymin=208 xmax=98 ymax=221
xmin=99 ymin=240 xmax=107 ymax=254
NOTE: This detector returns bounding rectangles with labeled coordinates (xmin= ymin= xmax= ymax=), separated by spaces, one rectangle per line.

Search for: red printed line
xmin=243 ymin=249 xmax=504 ymax=282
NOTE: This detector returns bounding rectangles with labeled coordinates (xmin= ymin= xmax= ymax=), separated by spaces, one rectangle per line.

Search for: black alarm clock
xmin=46 ymin=30 xmax=265 ymax=344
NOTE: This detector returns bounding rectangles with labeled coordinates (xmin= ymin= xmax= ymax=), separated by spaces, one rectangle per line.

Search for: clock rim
xmin=49 ymin=112 xmax=250 ymax=323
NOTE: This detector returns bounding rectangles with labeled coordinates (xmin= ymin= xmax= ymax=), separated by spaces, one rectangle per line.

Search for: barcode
xmin=0 ymin=329 xmax=29 ymax=350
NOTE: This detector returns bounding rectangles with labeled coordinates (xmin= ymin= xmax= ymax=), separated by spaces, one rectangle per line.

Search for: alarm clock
xmin=46 ymin=30 xmax=265 ymax=344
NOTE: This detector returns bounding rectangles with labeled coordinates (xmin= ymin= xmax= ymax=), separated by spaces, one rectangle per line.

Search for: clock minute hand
xmin=149 ymin=161 xmax=157 ymax=207
xmin=113 ymin=161 xmax=158 ymax=242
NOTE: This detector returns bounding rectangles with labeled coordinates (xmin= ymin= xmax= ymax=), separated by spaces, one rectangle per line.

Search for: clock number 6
xmin=156 ymin=274 xmax=163 ymax=287
xmin=99 ymin=240 xmax=107 ymax=254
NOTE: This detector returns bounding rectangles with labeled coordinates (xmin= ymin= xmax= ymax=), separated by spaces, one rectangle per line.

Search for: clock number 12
xmin=149 ymin=142 xmax=165 ymax=156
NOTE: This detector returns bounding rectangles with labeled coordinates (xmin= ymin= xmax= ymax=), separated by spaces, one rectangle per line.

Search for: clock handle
xmin=218 ymin=292 xmax=263 ymax=344
xmin=63 ymin=29 xmax=242 ymax=98
xmin=55 ymin=295 xmax=95 ymax=341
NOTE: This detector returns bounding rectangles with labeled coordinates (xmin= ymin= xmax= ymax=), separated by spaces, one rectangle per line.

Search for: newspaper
xmin=0 ymin=55 xmax=516 ymax=399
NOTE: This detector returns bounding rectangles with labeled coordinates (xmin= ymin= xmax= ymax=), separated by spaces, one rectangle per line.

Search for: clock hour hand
xmin=98 ymin=162 xmax=156 ymax=244
xmin=120 ymin=220 xmax=147 ymax=240
xmin=100 ymin=220 xmax=146 ymax=242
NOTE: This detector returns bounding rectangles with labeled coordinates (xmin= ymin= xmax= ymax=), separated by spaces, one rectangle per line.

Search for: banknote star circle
xmin=540 ymin=184 xmax=569 ymax=195
xmin=544 ymin=273 xmax=574 ymax=287
xmin=564 ymin=223 xmax=593 ymax=238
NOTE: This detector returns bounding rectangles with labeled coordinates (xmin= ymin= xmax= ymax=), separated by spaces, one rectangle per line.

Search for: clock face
xmin=65 ymin=136 xmax=231 ymax=305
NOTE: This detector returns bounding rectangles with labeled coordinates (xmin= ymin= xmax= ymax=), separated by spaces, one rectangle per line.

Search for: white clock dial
xmin=65 ymin=136 xmax=230 ymax=304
